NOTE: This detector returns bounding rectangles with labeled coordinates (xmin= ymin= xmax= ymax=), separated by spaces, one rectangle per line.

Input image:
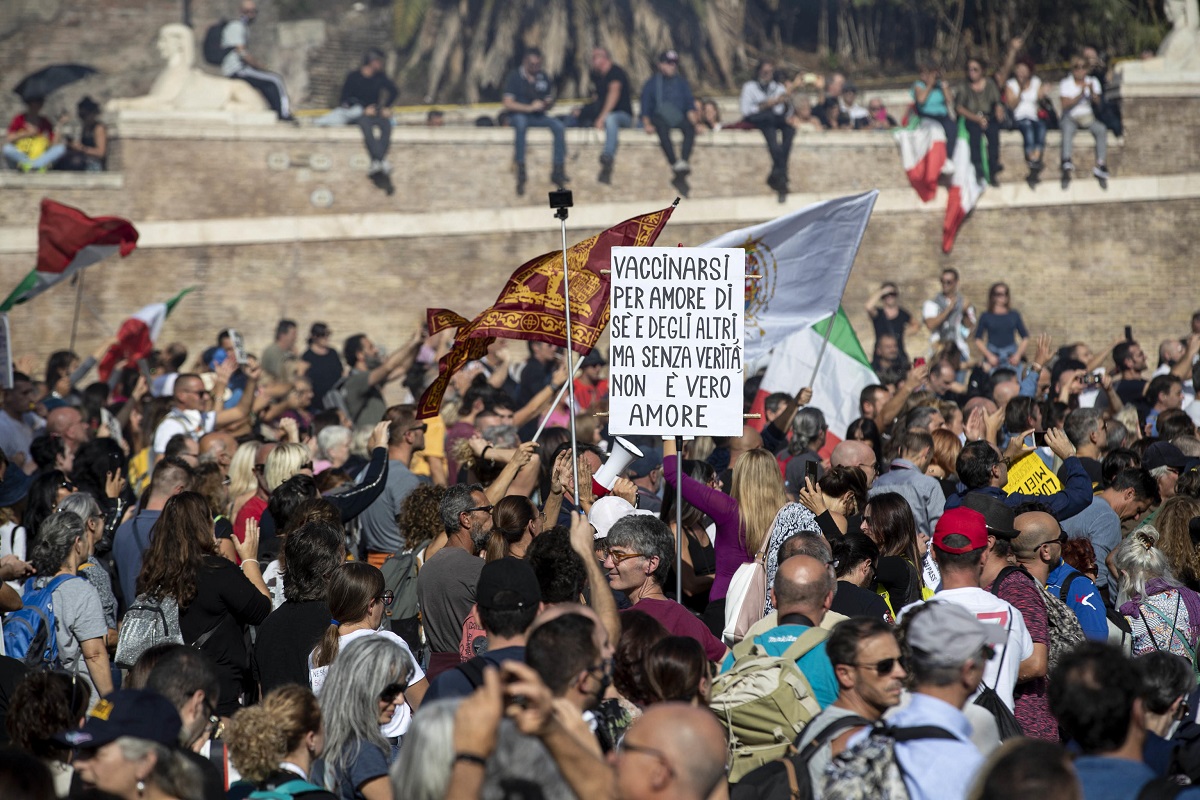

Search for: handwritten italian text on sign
xmin=607 ymin=247 xmax=745 ymax=437
xmin=1003 ymin=453 xmax=1064 ymax=496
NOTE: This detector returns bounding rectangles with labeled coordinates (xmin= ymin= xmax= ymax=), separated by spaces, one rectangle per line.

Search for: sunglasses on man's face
xmin=855 ymin=656 xmax=908 ymax=676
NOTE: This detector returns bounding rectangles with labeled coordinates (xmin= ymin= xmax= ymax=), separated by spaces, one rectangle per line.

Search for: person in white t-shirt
xmin=308 ymin=562 xmax=428 ymax=744
xmin=1004 ymin=60 xmax=1049 ymax=173
xmin=901 ymin=508 xmax=1034 ymax=711
xmin=1059 ymin=55 xmax=1109 ymax=183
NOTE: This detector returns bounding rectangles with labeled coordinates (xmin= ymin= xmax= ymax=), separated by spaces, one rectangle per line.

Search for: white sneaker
xmin=673 ymin=159 xmax=690 ymax=175
xmin=367 ymin=159 xmax=381 ymax=175
xmin=381 ymin=159 xmax=393 ymax=174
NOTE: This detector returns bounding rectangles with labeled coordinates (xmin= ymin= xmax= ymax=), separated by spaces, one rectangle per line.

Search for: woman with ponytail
xmin=484 ymin=495 xmax=541 ymax=561
xmin=308 ymin=562 xmax=427 ymax=749
xmin=227 ymin=685 xmax=334 ymax=799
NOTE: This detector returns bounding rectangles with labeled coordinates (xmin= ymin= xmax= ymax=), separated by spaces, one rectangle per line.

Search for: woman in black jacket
xmin=138 ymin=491 xmax=271 ymax=715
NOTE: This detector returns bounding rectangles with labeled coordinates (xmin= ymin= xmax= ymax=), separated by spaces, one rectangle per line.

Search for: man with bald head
xmin=614 ymin=703 xmax=728 ymax=800
xmin=1016 ymin=509 xmax=1107 ymax=641
xmin=45 ymin=406 xmax=90 ymax=454
xmin=831 ymin=439 xmax=877 ymax=488
xmin=719 ymin=554 xmax=839 ymax=707
xmin=198 ymin=430 xmax=238 ymax=476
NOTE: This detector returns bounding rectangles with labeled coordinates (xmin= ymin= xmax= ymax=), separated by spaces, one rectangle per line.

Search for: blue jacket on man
xmin=945 ymin=455 xmax=1093 ymax=521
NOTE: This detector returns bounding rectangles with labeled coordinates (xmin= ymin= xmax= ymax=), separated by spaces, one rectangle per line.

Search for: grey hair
xmin=390 ymin=701 xmax=573 ymax=800
xmin=778 ymin=531 xmax=832 ymax=563
xmin=440 ymin=483 xmax=483 ymax=534
xmin=1150 ymin=465 xmax=1172 ymax=482
xmin=1105 ymin=419 xmax=1128 ymax=453
xmin=316 ymin=425 xmax=353 ymax=460
xmin=391 ymin=699 xmax=458 ymax=800
xmin=607 ymin=514 xmax=674 ymax=586
xmin=1114 ymin=524 xmax=1180 ymax=604
xmin=909 ymin=648 xmax=971 ymax=687
xmin=30 ymin=510 xmax=85 ymax=575
xmin=1064 ymin=407 xmax=1104 ymax=448
xmin=113 ymin=736 xmax=204 ymax=800
xmin=480 ymin=424 xmax=519 ymax=449
xmin=351 ymin=423 xmax=374 ymax=457
xmin=57 ymin=492 xmax=102 ymax=523
xmin=319 ymin=636 xmax=414 ymax=793
xmin=1173 ymin=436 xmax=1200 ymax=458
xmin=789 ymin=407 xmax=826 ymax=455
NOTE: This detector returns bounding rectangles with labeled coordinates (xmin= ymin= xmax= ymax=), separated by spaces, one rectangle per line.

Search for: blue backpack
xmin=4 ymin=575 xmax=79 ymax=668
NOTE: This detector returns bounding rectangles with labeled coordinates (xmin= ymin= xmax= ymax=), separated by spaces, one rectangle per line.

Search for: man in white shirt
xmin=922 ymin=268 xmax=975 ymax=360
xmin=220 ymin=0 xmax=292 ymax=120
xmin=739 ymin=60 xmax=800 ymax=197
xmin=904 ymin=507 xmax=1034 ymax=711
xmin=1059 ymin=56 xmax=1109 ymax=183
xmin=153 ymin=373 xmax=217 ymax=456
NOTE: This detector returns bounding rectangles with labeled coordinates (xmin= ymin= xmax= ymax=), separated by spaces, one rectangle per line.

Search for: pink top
xmin=663 ymin=455 xmax=745 ymax=601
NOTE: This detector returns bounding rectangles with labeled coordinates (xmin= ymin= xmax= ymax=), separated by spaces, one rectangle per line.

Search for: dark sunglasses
xmin=377 ymin=590 xmax=395 ymax=606
xmin=464 ymin=505 xmax=494 ymax=514
xmin=854 ymin=656 xmax=908 ymax=675
xmin=408 ymin=424 xmax=428 ymax=434
xmin=379 ymin=681 xmax=407 ymax=703
xmin=61 ymin=481 xmax=76 ymax=491
xmin=300 ymin=462 xmax=314 ymax=471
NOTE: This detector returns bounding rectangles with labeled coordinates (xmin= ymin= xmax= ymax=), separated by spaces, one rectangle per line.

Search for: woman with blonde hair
xmin=227 ymin=685 xmax=334 ymax=798
xmin=1154 ymin=495 xmax=1200 ymax=589
xmin=1115 ymin=525 xmax=1200 ymax=670
xmin=663 ymin=440 xmax=788 ymax=634
xmin=228 ymin=441 xmax=260 ymax=518
xmin=266 ymin=443 xmax=313 ymax=492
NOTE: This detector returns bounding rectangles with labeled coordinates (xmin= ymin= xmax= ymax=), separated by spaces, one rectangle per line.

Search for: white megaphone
xmin=591 ymin=436 xmax=644 ymax=498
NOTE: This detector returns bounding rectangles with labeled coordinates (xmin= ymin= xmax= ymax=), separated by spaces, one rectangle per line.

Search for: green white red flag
xmin=97 ymin=289 xmax=195 ymax=381
xmin=0 ymin=199 xmax=138 ymax=312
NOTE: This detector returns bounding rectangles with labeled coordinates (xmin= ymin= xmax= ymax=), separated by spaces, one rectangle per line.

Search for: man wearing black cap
xmin=640 ymin=50 xmax=698 ymax=195
xmin=1143 ymin=441 xmax=1188 ymax=520
xmin=628 ymin=447 xmax=663 ymax=513
xmin=423 ymin=557 xmax=542 ymax=701
xmin=501 ymin=47 xmax=569 ymax=194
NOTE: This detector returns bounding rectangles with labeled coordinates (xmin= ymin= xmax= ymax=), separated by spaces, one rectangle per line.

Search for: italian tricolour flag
xmin=0 ymin=199 xmax=138 ymax=312
xmin=751 ymin=307 xmax=879 ymax=439
xmin=942 ymin=117 xmax=985 ymax=254
xmin=97 ymin=289 xmax=195 ymax=381
xmin=894 ymin=118 xmax=948 ymax=202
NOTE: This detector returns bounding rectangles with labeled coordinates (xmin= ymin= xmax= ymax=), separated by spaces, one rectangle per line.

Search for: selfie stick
xmin=550 ymin=190 xmax=580 ymax=505
xmin=675 ymin=435 xmax=684 ymax=603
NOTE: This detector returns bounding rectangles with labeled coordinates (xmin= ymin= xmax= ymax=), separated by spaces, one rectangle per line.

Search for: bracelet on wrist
xmin=481 ymin=445 xmax=492 ymax=460
xmin=454 ymin=753 xmax=488 ymax=767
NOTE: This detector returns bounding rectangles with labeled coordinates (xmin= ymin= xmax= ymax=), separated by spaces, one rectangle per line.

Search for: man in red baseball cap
xmin=911 ymin=508 xmax=1035 ymax=719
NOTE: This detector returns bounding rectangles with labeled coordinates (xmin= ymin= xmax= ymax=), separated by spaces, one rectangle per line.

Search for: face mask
xmin=365 ymin=354 xmax=384 ymax=370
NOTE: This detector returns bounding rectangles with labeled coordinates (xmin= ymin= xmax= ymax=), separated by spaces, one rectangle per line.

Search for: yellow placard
xmin=1004 ymin=453 xmax=1063 ymax=496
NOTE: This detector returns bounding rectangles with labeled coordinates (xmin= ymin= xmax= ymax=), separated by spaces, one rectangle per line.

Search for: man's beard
xmin=470 ymin=524 xmax=492 ymax=553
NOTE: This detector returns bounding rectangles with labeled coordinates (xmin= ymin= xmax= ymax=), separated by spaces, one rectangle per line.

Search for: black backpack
xmin=731 ymin=714 xmax=871 ymax=800
xmin=202 ymin=19 xmax=232 ymax=66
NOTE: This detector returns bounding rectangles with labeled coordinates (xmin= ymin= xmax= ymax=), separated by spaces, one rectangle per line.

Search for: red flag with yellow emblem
xmin=417 ymin=205 xmax=676 ymax=419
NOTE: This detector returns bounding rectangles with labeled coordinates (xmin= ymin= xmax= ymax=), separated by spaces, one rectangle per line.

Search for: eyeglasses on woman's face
xmin=601 ymin=548 xmax=647 ymax=567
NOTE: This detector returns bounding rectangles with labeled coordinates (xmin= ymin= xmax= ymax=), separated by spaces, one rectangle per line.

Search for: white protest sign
xmin=608 ymin=247 xmax=745 ymax=437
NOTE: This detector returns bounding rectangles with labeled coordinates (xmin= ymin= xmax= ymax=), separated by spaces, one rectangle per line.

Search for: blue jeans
xmin=987 ymin=343 xmax=1019 ymax=373
xmin=510 ymin=113 xmax=566 ymax=166
xmin=601 ymin=111 xmax=633 ymax=160
xmin=1015 ymin=118 xmax=1047 ymax=158
xmin=3 ymin=142 xmax=66 ymax=171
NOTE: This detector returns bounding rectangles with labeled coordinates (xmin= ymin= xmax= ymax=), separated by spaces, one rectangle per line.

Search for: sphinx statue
xmin=107 ymin=24 xmax=269 ymax=113
xmin=1119 ymin=0 xmax=1200 ymax=79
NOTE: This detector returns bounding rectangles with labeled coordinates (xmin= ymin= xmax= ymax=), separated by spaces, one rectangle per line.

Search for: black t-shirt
xmin=339 ymin=69 xmax=398 ymax=108
xmin=182 ymin=747 xmax=226 ymax=800
xmin=503 ymin=68 xmax=553 ymax=109
xmin=590 ymin=64 xmax=633 ymax=116
xmin=301 ymin=348 xmax=344 ymax=409
xmin=1115 ymin=378 xmax=1147 ymax=406
xmin=872 ymin=308 xmax=912 ymax=356
xmin=253 ymin=599 xmax=332 ymax=695
xmin=181 ymin=555 xmax=273 ymax=715
xmin=831 ymin=580 xmax=893 ymax=621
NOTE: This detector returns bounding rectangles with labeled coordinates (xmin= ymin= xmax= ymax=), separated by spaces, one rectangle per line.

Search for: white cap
xmin=588 ymin=496 xmax=656 ymax=540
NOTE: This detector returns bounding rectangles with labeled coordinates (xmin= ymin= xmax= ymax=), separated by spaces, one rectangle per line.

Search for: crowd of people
xmin=0 ymin=256 xmax=1196 ymax=800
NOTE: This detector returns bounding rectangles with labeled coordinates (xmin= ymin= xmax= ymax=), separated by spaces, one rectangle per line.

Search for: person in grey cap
xmin=828 ymin=601 xmax=1002 ymax=800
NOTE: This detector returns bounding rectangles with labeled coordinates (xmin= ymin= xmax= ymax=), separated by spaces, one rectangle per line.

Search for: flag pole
xmin=807 ymin=311 xmax=837 ymax=389
xmin=550 ymin=190 xmax=580 ymax=504
xmin=531 ymin=358 xmax=582 ymax=445
xmin=675 ymin=435 xmax=684 ymax=603
xmin=69 ymin=272 xmax=85 ymax=353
